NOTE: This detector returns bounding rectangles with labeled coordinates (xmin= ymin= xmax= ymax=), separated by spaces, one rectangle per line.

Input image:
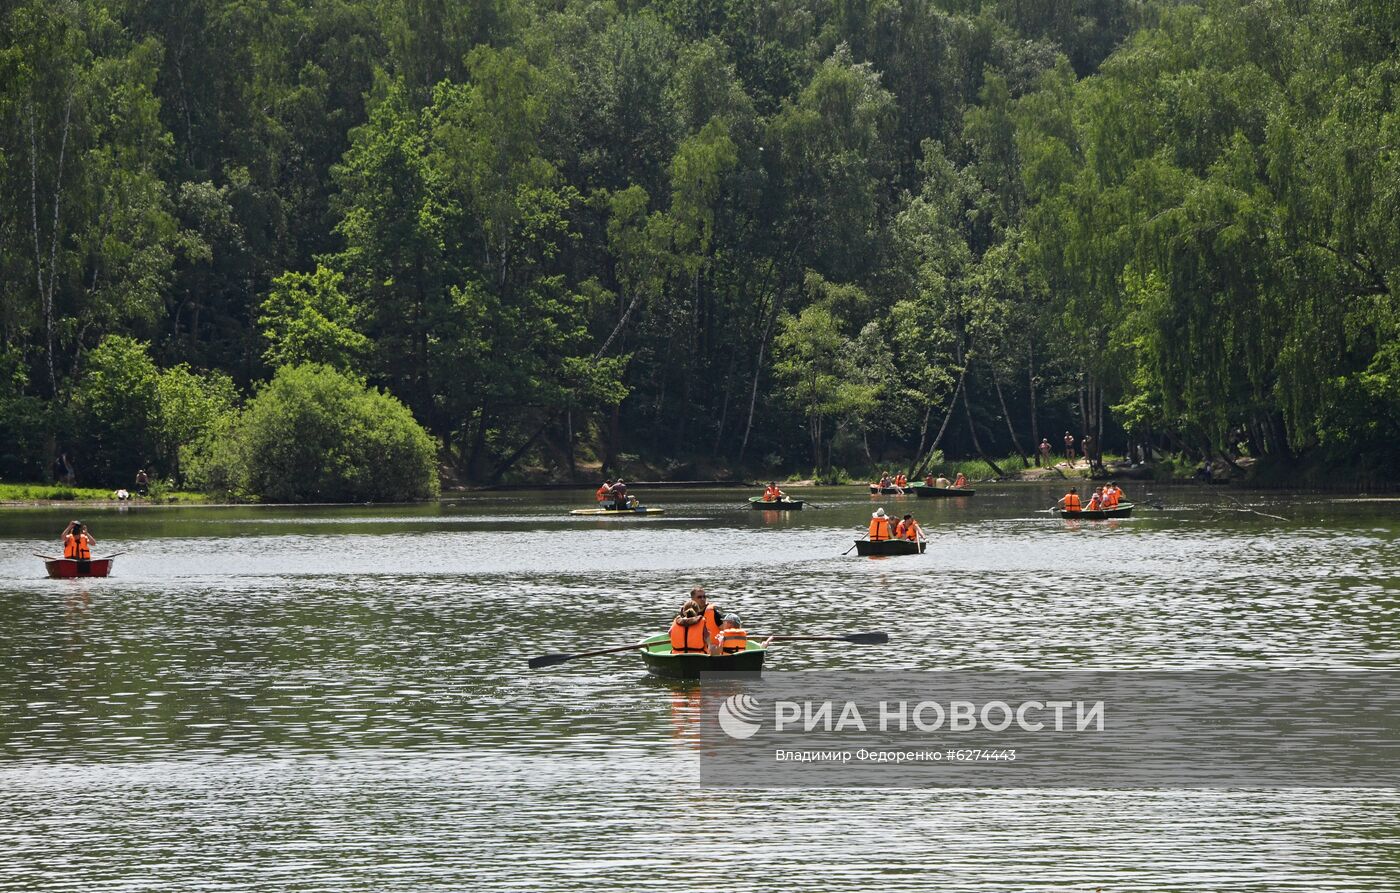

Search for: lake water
xmin=2 ymin=485 xmax=1398 ymax=891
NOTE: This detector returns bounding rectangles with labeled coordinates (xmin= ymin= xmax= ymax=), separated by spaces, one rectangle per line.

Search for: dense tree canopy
xmin=3 ymin=0 xmax=1398 ymax=491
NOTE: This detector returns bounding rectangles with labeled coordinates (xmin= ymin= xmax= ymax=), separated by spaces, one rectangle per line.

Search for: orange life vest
xmin=596 ymin=485 xmax=609 ymax=502
xmin=700 ymin=604 xmax=721 ymax=639
xmin=669 ymin=618 xmax=707 ymax=653
xmin=1063 ymin=493 xmax=1081 ymax=512
xmin=64 ymin=534 xmax=90 ymax=560
xmin=764 ymin=486 xmax=781 ymax=501
xmin=1087 ymin=496 xmax=1102 ymax=510
xmin=868 ymin=516 xmax=893 ymax=541
xmin=894 ymin=474 xmax=907 ymax=487
xmin=902 ymin=521 xmax=920 ymax=542
xmin=716 ymin=628 xmax=748 ymax=654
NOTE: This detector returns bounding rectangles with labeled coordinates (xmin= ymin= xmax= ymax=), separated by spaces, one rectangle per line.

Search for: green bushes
xmin=190 ymin=364 xmax=438 ymax=502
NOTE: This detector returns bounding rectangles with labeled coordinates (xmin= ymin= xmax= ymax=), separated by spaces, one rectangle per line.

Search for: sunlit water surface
xmin=3 ymin=485 xmax=1399 ymax=890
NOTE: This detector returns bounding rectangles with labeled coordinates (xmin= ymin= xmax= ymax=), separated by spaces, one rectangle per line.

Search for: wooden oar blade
xmin=842 ymin=632 xmax=889 ymax=645
xmin=528 ymin=653 xmax=576 ymax=669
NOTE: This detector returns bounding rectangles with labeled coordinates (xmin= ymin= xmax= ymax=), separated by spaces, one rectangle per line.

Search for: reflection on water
xmin=1 ymin=486 xmax=1399 ymax=890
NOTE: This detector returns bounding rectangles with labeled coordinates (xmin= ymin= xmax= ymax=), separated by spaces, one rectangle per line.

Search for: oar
xmin=528 ymin=641 xmax=648 ymax=669
xmin=754 ymin=632 xmax=890 ymax=645
xmin=32 ymin=552 xmax=60 ymax=560
xmin=841 ymin=529 xmax=867 ymax=556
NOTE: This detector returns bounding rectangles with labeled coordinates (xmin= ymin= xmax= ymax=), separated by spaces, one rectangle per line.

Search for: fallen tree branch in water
xmin=1217 ymin=492 xmax=1290 ymax=522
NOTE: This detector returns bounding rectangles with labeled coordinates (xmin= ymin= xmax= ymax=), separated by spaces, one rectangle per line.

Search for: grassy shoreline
xmin=0 ymin=482 xmax=209 ymax=505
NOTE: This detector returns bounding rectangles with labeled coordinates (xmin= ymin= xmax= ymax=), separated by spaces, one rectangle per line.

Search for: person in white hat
xmin=868 ymin=507 xmax=893 ymax=541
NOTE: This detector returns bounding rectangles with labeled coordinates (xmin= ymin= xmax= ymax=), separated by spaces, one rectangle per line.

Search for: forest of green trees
xmin=3 ymin=0 xmax=1399 ymax=496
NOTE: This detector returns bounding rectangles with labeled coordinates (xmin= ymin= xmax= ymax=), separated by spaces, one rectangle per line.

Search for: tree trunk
xmin=991 ymin=363 xmax=1030 ymax=467
xmin=738 ymin=291 xmax=782 ymax=465
xmin=909 ymin=402 xmax=932 ymax=477
xmin=913 ymin=365 xmax=967 ymax=479
xmin=962 ymin=374 xmax=1006 ymax=477
xmin=1028 ymin=337 xmax=1040 ymax=466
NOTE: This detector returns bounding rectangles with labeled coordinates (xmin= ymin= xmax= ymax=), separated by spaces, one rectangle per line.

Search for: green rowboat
xmin=1057 ymin=502 xmax=1134 ymax=519
xmin=639 ymin=633 xmax=766 ymax=679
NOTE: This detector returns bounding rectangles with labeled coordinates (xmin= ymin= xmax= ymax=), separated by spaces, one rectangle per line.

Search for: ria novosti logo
xmin=717 ymin=694 xmax=763 ymax=739
xmin=716 ymin=695 xmax=1106 ymax=739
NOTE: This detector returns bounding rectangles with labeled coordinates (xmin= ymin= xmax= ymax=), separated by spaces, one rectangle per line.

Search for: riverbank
xmin=0 ymin=482 xmax=209 ymax=506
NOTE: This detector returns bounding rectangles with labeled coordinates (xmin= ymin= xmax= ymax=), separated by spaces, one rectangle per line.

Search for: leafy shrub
xmin=190 ymin=364 xmax=438 ymax=502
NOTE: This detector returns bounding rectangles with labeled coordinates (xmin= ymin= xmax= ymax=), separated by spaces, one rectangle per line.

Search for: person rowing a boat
xmin=934 ymin=475 xmax=951 ymax=489
xmin=763 ymin=482 xmax=786 ymax=502
xmin=596 ymin=479 xmax=613 ymax=504
xmin=62 ymin=520 xmax=95 ymax=559
xmin=952 ymin=472 xmax=967 ymax=489
xmin=672 ymin=586 xmax=726 ymax=653
xmin=894 ymin=514 xmax=924 ymax=542
xmin=608 ymin=479 xmax=633 ymax=510
xmin=1059 ymin=487 xmax=1082 ymax=512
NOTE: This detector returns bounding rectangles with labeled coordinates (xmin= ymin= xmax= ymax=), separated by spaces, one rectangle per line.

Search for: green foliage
xmin=259 ymin=265 xmax=368 ymax=372
xmin=75 ymin=335 xmax=162 ymax=485
xmin=193 ymin=364 xmax=439 ymax=502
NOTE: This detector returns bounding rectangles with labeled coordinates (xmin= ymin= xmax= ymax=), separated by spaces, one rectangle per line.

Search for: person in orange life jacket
xmin=868 ymin=508 xmax=893 ymax=541
xmin=62 ymin=520 xmax=95 ymax=559
xmin=893 ymin=473 xmax=907 ymax=488
xmin=952 ymin=473 xmax=967 ymax=488
xmin=669 ymin=605 xmax=707 ymax=653
xmin=1105 ymin=482 xmax=1123 ymax=507
xmin=710 ymin=614 xmax=749 ymax=655
xmin=895 ymin=514 xmax=923 ymax=541
xmin=763 ymin=482 xmax=785 ymax=502
xmin=1085 ymin=488 xmax=1104 ymax=511
xmin=596 ymin=479 xmax=613 ymax=503
xmin=1059 ymin=487 xmax=1082 ymax=512
xmin=672 ymin=586 xmax=725 ymax=650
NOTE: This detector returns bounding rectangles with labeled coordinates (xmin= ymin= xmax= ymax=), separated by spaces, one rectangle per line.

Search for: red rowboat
xmin=42 ymin=556 xmax=116 ymax=578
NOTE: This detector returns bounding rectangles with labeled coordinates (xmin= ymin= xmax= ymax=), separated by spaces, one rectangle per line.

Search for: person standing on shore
xmin=1063 ymin=432 xmax=1075 ymax=461
xmin=1038 ymin=439 xmax=1051 ymax=467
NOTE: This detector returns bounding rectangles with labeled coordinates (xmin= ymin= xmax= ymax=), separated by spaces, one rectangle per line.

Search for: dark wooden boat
xmin=638 ymin=633 xmax=766 ymax=679
xmin=1057 ymin=502 xmax=1134 ymax=519
xmin=910 ymin=483 xmax=976 ymax=498
xmin=868 ymin=484 xmax=910 ymax=494
xmin=854 ymin=539 xmax=926 ymax=556
xmin=43 ymin=557 xmax=115 ymax=578
xmin=749 ymin=496 xmax=803 ymax=510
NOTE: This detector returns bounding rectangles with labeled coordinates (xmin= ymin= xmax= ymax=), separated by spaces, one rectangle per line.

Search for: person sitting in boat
xmin=868 ymin=508 xmax=893 ymax=541
xmin=893 ymin=473 xmax=907 ymax=488
xmin=935 ymin=476 xmax=951 ymax=489
xmin=1085 ymin=488 xmax=1104 ymax=511
xmin=1059 ymin=487 xmax=1082 ymax=512
xmin=674 ymin=585 xmax=725 ymax=643
xmin=669 ymin=605 xmax=708 ymax=654
xmin=952 ymin=473 xmax=967 ymax=489
xmin=596 ymin=479 xmax=613 ymax=504
xmin=608 ymin=479 xmax=630 ymax=510
xmin=1105 ymin=482 xmax=1123 ymax=507
xmin=923 ymin=474 xmax=935 ymax=486
xmin=763 ymin=482 xmax=785 ymax=502
xmin=877 ymin=472 xmax=892 ymax=488
xmin=710 ymin=614 xmax=748 ymax=655
xmin=894 ymin=514 xmax=923 ymax=542
xmin=62 ymin=520 xmax=94 ymax=559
